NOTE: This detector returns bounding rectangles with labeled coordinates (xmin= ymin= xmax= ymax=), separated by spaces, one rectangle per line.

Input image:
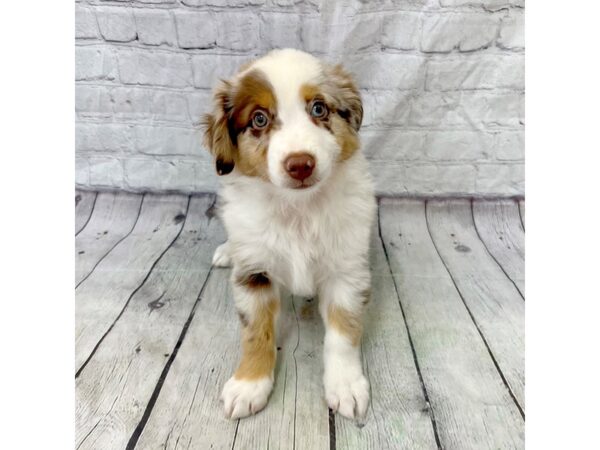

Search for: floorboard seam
xmin=470 ymin=200 xmax=525 ymax=300
xmin=125 ymin=195 xmax=216 ymax=450
xmin=425 ymin=200 xmax=525 ymax=420
xmin=377 ymin=200 xmax=443 ymax=450
xmin=75 ymin=195 xmax=192 ymax=379
xmin=76 ymin=194 xmax=146 ymax=290
xmin=76 ymin=192 xmax=98 ymax=236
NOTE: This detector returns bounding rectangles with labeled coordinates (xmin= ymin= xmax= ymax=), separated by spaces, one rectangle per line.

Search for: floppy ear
xmin=327 ymin=64 xmax=363 ymax=132
xmin=202 ymin=80 xmax=237 ymax=175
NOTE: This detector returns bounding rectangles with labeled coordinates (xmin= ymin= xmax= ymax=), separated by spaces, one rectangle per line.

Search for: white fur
xmin=221 ymin=376 xmax=274 ymax=419
xmin=212 ymin=242 xmax=231 ymax=267
xmin=216 ymin=49 xmax=376 ymax=421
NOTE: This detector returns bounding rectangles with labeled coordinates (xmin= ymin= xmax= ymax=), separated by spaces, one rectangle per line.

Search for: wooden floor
xmin=75 ymin=190 xmax=525 ymax=450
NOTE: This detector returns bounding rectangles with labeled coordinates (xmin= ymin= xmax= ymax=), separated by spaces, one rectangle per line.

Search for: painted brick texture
xmin=75 ymin=0 xmax=525 ymax=197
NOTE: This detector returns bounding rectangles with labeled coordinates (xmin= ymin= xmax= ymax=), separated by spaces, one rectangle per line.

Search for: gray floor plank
xmin=379 ymin=199 xmax=524 ymax=450
xmin=518 ymin=200 xmax=525 ymax=230
xmin=75 ymin=195 xmax=218 ymax=450
xmin=75 ymin=194 xmax=189 ymax=373
xmin=75 ymin=192 xmax=143 ymax=286
xmin=134 ymin=264 xmax=239 ymax=450
xmin=473 ymin=200 xmax=525 ymax=296
xmin=76 ymin=190 xmax=97 ymax=235
xmin=426 ymin=200 xmax=524 ymax=410
xmin=336 ymin=227 xmax=438 ymax=450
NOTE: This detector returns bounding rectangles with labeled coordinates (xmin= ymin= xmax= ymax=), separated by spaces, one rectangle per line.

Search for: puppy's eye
xmin=251 ymin=111 xmax=269 ymax=129
xmin=310 ymin=101 xmax=328 ymax=119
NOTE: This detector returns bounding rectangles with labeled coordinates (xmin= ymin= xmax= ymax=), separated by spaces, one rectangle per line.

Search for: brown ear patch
xmin=324 ymin=64 xmax=363 ymax=132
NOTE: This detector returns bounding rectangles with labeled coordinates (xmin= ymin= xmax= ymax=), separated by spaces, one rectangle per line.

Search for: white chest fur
xmin=219 ymin=154 xmax=376 ymax=297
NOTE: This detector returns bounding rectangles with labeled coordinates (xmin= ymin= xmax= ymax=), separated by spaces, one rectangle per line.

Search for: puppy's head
xmin=202 ymin=49 xmax=363 ymax=191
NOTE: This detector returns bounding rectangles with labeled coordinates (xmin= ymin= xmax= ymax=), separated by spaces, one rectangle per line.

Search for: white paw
xmin=221 ymin=376 xmax=273 ymax=419
xmin=212 ymin=242 xmax=231 ymax=267
xmin=324 ymin=370 xmax=370 ymax=420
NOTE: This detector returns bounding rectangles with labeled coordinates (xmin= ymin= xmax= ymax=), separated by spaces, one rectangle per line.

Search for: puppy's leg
xmin=222 ymin=270 xmax=279 ymax=419
xmin=319 ymin=276 xmax=370 ymax=420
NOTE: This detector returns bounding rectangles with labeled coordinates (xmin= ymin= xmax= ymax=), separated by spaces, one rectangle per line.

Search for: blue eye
xmin=310 ymin=101 xmax=327 ymax=119
xmin=252 ymin=111 xmax=269 ymax=129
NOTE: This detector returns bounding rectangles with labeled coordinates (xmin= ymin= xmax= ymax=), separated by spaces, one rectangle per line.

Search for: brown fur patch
xmin=235 ymin=299 xmax=279 ymax=380
xmin=236 ymin=271 xmax=271 ymax=289
xmin=327 ymin=304 xmax=363 ymax=346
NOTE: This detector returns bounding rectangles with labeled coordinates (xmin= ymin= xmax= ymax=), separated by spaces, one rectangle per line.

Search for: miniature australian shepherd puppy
xmin=203 ymin=49 xmax=376 ymax=421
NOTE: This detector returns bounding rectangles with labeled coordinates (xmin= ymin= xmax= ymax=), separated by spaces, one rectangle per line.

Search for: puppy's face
xmin=203 ymin=49 xmax=363 ymax=191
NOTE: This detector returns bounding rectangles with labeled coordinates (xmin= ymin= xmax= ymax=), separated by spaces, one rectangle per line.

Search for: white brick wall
xmin=75 ymin=0 xmax=524 ymax=197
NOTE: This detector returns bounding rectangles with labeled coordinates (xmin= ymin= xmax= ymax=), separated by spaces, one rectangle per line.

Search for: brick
xmin=187 ymin=90 xmax=212 ymax=124
xmin=475 ymin=163 xmax=524 ymax=195
xmin=216 ymin=13 xmax=259 ymax=51
xmin=426 ymin=55 xmax=524 ymax=91
xmin=261 ymin=13 xmax=302 ymax=49
xmin=381 ymin=13 xmax=420 ymax=51
xmin=409 ymin=92 xmax=524 ymax=128
xmin=191 ymin=55 xmax=252 ymax=88
xmin=182 ymin=0 xmax=265 ymax=5
xmin=439 ymin=0 xmax=509 ymax=10
xmin=76 ymin=158 xmax=90 ymax=185
xmin=495 ymin=131 xmax=524 ymax=160
xmin=75 ymin=46 xmax=117 ymax=81
xmin=174 ymin=11 xmax=216 ymax=49
xmin=124 ymin=158 xmax=212 ymax=191
xmin=134 ymin=9 xmax=176 ymax=46
xmin=75 ymin=6 xmax=100 ymax=39
xmin=498 ymin=10 xmax=524 ymax=50
xmin=75 ymin=85 xmax=112 ymax=117
xmin=96 ymin=7 xmax=137 ymax=43
xmin=347 ymin=54 xmax=426 ymax=90
xmin=421 ymin=13 xmax=501 ymax=52
xmin=76 ymin=123 xmax=134 ymax=152
xmin=134 ymin=126 xmax=202 ymax=156
xmin=404 ymin=164 xmax=476 ymax=194
xmin=362 ymin=130 xmax=426 ymax=161
xmin=423 ymin=131 xmax=493 ymax=160
xmin=361 ymin=91 xmax=411 ymax=128
xmin=109 ymin=87 xmax=190 ymax=123
xmin=89 ymin=157 xmax=124 ymax=187
xmin=302 ymin=14 xmax=381 ymax=54
xmin=118 ymin=49 xmax=193 ymax=87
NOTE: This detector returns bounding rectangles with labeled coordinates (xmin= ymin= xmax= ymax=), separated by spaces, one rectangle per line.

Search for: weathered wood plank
xmin=518 ymin=200 xmax=525 ymax=230
xmin=427 ymin=200 xmax=525 ymax=410
xmin=379 ymin=199 xmax=524 ymax=450
xmin=473 ymin=200 xmax=525 ymax=296
xmin=75 ymin=192 xmax=143 ymax=286
xmin=75 ymin=195 xmax=219 ymax=450
xmin=76 ymin=190 xmax=97 ymax=235
xmin=75 ymin=194 xmax=189 ymax=373
xmin=336 ymin=227 xmax=438 ymax=449
xmin=133 ymin=265 xmax=239 ymax=450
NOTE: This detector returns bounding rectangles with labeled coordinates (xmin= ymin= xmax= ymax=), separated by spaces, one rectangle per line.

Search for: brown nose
xmin=284 ymin=153 xmax=315 ymax=181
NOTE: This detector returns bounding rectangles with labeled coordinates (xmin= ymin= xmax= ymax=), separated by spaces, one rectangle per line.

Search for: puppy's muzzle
xmin=284 ymin=153 xmax=315 ymax=182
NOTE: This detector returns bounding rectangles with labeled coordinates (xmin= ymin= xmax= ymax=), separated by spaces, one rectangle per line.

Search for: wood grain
xmin=76 ymin=190 xmax=97 ymax=235
xmin=75 ymin=194 xmax=188 ymax=373
xmin=76 ymin=195 xmax=219 ymax=449
xmin=473 ymin=199 xmax=525 ymax=296
xmin=335 ymin=226 xmax=438 ymax=450
xmin=518 ymin=200 xmax=525 ymax=230
xmin=380 ymin=199 xmax=524 ymax=450
xmin=426 ymin=200 xmax=524 ymax=410
xmin=75 ymin=192 xmax=143 ymax=286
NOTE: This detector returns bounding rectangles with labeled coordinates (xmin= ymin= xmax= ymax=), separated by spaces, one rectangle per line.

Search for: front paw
xmin=221 ymin=376 xmax=273 ymax=419
xmin=324 ymin=370 xmax=369 ymax=420
xmin=212 ymin=242 xmax=231 ymax=267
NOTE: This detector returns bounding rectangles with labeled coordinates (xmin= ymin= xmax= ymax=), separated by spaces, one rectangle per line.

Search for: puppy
xmin=203 ymin=49 xmax=375 ymax=421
